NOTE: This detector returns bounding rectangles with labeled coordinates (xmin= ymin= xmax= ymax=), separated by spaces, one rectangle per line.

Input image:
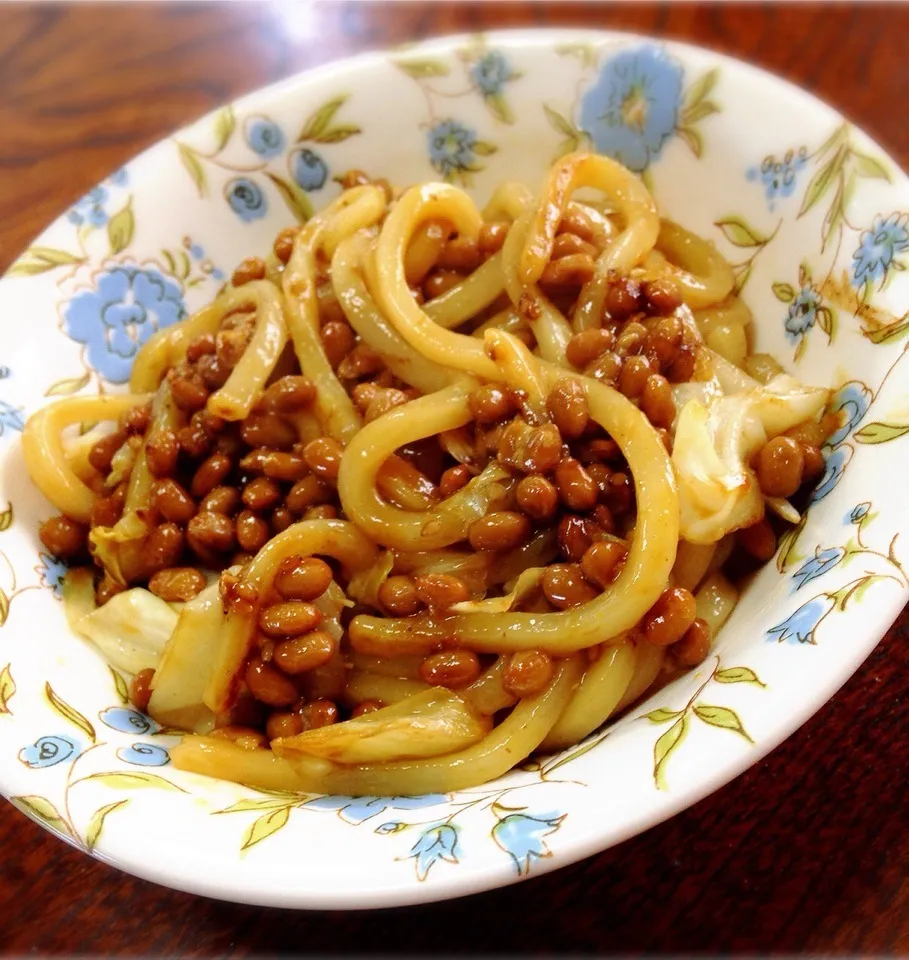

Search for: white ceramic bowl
xmin=2 ymin=29 xmax=908 ymax=909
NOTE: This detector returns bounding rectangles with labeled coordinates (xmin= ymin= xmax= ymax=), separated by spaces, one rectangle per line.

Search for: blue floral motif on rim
xmin=99 ymin=707 xmax=158 ymax=735
xmin=225 ymin=178 xmax=268 ymax=222
xmin=0 ymin=400 xmax=25 ymax=436
xmin=784 ymin=285 xmax=820 ymax=339
xmin=427 ymin=120 xmax=478 ymax=178
xmin=766 ymin=596 xmax=835 ymax=644
xmin=37 ymin=553 xmax=68 ymax=599
xmin=61 ymin=265 xmax=186 ymax=383
xmin=471 ymin=51 xmax=513 ymax=96
xmin=848 ymin=502 xmax=871 ymax=524
xmin=746 ymin=148 xmax=809 ymax=212
xmin=810 ymin=445 xmax=853 ymax=505
xmin=67 ymin=186 xmax=110 ymax=228
xmin=491 ymin=811 xmax=566 ymax=876
xmin=19 ymin=735 xmax=78 ymax=768
xmin=825 ymin=382 xmax=873 ymax=448
xmin=403 ymin=823 xmax=460 ymax=881
xmin=851 ymin=213 xmax=909 ymax=289
xmin=117 ymin=743 xmax=169 ymax=767
xmin=577 ymin=45 xmax=683 ymax=173
xmin=244 ymin=117 xmax=286 ymax=159
xmin=792 ymin=547 xmax=846 ymax=590
xmin=290 ymin=148 xmax=329 ymax=192
xmin=303 ymin=793 xmax=447 ymax=825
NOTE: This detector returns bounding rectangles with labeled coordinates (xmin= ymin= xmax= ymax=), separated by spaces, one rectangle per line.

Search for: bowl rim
xmin=3 ymin=25 xmax=909 ymax=910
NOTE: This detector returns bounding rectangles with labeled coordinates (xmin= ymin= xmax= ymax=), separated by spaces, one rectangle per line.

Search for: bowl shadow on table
xmin=3 ymin=630 xmax=905 ymax=956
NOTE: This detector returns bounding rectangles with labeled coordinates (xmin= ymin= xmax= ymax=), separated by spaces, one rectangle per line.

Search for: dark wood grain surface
xmin=1 ymin=3 xmax=908 ymax=955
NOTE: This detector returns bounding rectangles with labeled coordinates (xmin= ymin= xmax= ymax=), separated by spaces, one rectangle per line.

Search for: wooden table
xmin=1 ymin=2 xmax=907 ymax=954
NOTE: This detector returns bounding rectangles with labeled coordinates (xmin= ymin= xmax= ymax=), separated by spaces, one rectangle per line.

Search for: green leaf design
xmin=11 ymin=795 xmax=78 ymax=842
xmin=0 ymin=588 xmax=9 ymax=627
xmin=473 ymin=140 xmax=498 ymax=157
xmin=777 ymin=514 xmax=807 ymax=573
xmin=793 ymin=335 xmax=807 ymax=362
xmin=0 ymin=503 xmax=13 ymax=532
xmin=543 ymin=104 xmax=579 ymax=139
xmin=73 ymin=771 xmax=187 ymax=792
xmin=682 ymin=100 xmax=720 ymax=125
xmin=8 ymin=246 xmax=85 ymax=277
xmin=393 ymin=58 xmax=451 ymax=79
xmin=85 ymin=799 xmax=129 ymax=852
xmin=177 ymin=142 xmax=207 ymax=197
xmin=216 ymin=797 xmax=305 ymax=815
xmin=241 ymin=806 xmax=291 ymax=850
xmin=676 ymin=125 xmax=703 ymax=159
xmin=297 ymin=95 xmax=349 ymax=142
xmin=0 ymin=663 xmax=15 ymax=715
xmin=732 ymin=263 xmax=752 ymax=295
xmin=693 ymin=704 xmax=754 ymax=743
xmin=817 ymin=306 xmax=837 ymax=340
xmin=798 ymin=145 xmax=846 ymax=218
xmin=865 ymin=318 xmax=909 ymax=344
xmin=177 ymin=250 xmax=191 ymax=280
xmin=851 ymin=150 xmax=890 ymax=182
xmin=162 ymin=249 xmax=177 ymax=275
xmin=212 ymin=105 xmax=236 ymax=153
xmin=683 ymin=68 xmax=719 ymax=111
xmin=814 ymin=123 xmax=849 ymax=161
xmin=854 ymin=421 xmax=909 ymax=444
xmin=265 ymin=172 xmax=314 ymax=224
xmin=309 ymin=124 xmax=361 ymax=144
xmin=44 ymin=372 xmax=91 ymax=397
xmin=107 ymin=201 xmax=134 ymax=256
xmin=45 ymin=683 xmax=96 ymax=741
xmin=772 ymin=282 xmax=796 ymax=302
xmin=715 ymin=216 xmax=769 ymax=248
xmin=654 ymin=714 xmax=688 ymax=790
xmin=715 ymin=666 xmax=766 ymax=687
xmin=554 ymin=42 xmax=598 ymax=68
xmin=484 ymin=93 xmax=514 ymax=125
xmin=109 ymin=666 xmax=129 ymax=705
xmin=644 ymin=707 xmax=683 ymax=723
xmin=541 ymin=730 xmax=609 ymax=776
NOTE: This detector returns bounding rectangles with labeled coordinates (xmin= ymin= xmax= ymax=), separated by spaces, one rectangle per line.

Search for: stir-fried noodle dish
xmin=23 ymin=153 xmax=834 ymax=795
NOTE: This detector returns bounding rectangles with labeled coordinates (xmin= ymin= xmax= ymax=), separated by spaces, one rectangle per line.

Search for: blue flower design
xmin=245 ymin=117 xmax=286 ymax=158
xmin=403 ymin=823 xmax=460 ymax=880
xmin=117 ymin=743 xmax=169 ymax=766
xmin=810 ymin=445 xmax=852 ymax=504
xmin=427 ymin=120 xmax=478 ymax=179
xmin=303 ymin=793 xmax=447 ymax=825
xmin=471 ymin=51 xmax=513 ymax=96
xmin=290 ymin=149 xmax=328 ymax=191
xmin=19 ymin=735 xmax=78 ymax=768
xmin=784 ymin=285 xmax=820 ymax=338
xmin=0 ymin=400 xmax=25 ymax=436
xmin=109 ymin=168 xmax=129 ymax=187
xmin=766 ymin=595 xmax=835 ymax=645
xmin=849 ymin=502 xmax=871 ymax=524
xmin=67 ymin=186 xmax=109 ymax=228
xmin=491 ymin=811 xmax=566 ymax=876
xmin=792 ymin=546 xmax=846 ymax=590
xmin=746 ymin=148 xmax=809 ymax=212
xmin=99 ymin=707 xmax=158 ymax=735
xmin=851 ymin=213 xmax=909 ymax=289
xmin=61 ymin=265 xmax=186 ymax=383
xmin=578 ymin=45 xmax=683 ymax=173
xmin=37 ymin=553 xmax=68 ymax=598
xmin=225 ymin=178 xmax=268 ymax=222
xmin=825 ymin=381 xmax=873 ymax=448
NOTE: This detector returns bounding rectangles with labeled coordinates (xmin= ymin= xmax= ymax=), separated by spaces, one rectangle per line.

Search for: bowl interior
xmin=0 ymin=29 xmax=907 ymax=908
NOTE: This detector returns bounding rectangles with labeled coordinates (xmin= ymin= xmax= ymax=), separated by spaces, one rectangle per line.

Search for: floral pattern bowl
xmin=1 ymin=29 xmax=908 ymax=909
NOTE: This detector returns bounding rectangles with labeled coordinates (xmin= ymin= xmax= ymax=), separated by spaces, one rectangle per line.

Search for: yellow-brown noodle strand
xmin=372 ymin=183 xmax=501 ymax=380
xmin=175 ymin=655 xmax=583 ymax=795
xmin=22 ymin=393 xmax=154 ymax=523
xmin=422 ymin=252 xmax=507 ymax=330
xmin=331 ymin=233 xmax=457 ymax=394
xmin=653 ymin=220 xmax=736 ymax=309
xmin=519 ymin=152 xmax=659 ymax=286
xmin=337 ymin=381 xmax=516 ymax=552
xmin=614 ymin=641 xmax=665 ymax=713
xmin=205 ymin=281 xmax=289 ymax=421
xmin=481 ymin=180 xmax=533 ymax=221
xmin=204 ymin=518 xmax=376 ymax=714
xmin=348 ymin=370 xmax=679 ymax=655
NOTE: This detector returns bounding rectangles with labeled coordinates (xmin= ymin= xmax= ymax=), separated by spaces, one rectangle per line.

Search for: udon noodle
xmin=23 ymin=153 xmax=834 ymax=795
